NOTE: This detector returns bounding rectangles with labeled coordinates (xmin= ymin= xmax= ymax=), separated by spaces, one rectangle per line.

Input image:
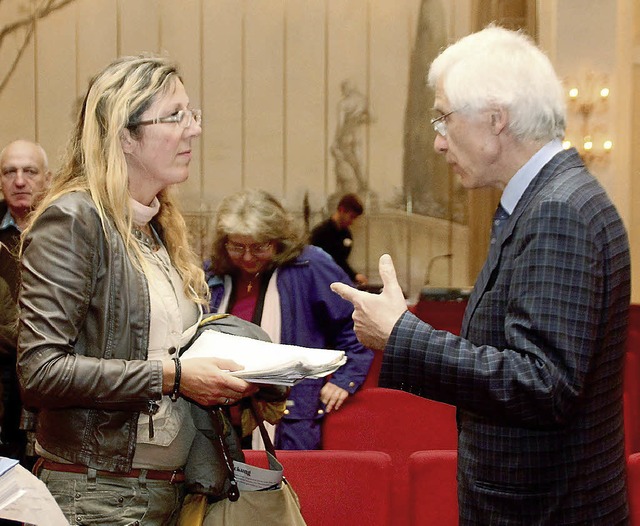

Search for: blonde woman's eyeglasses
xmin=129 ymin=109 xmax=202 ymax=129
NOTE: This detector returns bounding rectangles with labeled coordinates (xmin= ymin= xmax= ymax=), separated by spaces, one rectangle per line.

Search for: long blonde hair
xmin=25 ymin=54 xmax=208 ymax=304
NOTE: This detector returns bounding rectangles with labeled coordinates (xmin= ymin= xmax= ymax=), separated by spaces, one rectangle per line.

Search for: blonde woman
xmin=17 ymin=55 xmax=255 ymax=525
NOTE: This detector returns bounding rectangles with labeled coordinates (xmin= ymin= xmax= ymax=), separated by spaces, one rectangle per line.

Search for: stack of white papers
xmin=182 ymin=330 xmax=347 ymax=386
xmin=0 ymin=457 xmax=68 ymax=525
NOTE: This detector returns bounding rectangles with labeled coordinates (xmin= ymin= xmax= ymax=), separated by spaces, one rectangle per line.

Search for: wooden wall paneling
xmin=35 ymin=2 xmax=77 ymax=168
xmin=636 ymin=0 xmax=640 ymax=45
xmin=243 ymin=0 xmax=286 ymax=199
xmin=632 ymin=65 xmax=640 ymax=304
xmin=283 ymin=0 xmax=328 ymax=214
xmin=0 ymin=1 xmax=37 ymax=151
xmin=364 ymin=212 xmax=410 ymax=292
xmin=326 ymin=0 xmax=369 ymax=197
xmin=367 ymin=0 xmax=410 ymax=208
xmin=353 ymin=211 xmax=470 ymax=300
xmin=159 ymin=0 xmax=203 ymax=212
xmin=201 ymin=0 xmax=244 ymax=210
xmin=76 ymin=0 xmax=118 ymax=96
xmin=450 ymin=221 xmax=470 ymax=288
xmin=467 ymin=187 xmax=499 ymax=283
xmin=117 ymin=0 xmax=161 ymax=57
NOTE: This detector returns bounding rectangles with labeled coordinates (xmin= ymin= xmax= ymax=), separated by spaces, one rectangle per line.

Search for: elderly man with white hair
xmin=332 ymin=26 xmax=631 ymax=525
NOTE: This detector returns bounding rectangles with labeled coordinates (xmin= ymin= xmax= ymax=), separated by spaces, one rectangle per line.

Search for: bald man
xmin=0 ymin=139 xmax=50 ymax=468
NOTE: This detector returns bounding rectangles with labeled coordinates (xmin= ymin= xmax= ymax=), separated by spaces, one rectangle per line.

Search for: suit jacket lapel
xmin=461 ymin=148 xmax=585 ymax=337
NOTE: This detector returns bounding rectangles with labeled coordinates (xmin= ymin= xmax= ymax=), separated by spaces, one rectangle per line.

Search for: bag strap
xmin=250 ymin=398 xmax=278 ymax=458
xmin=210 ymin=406 xmax=241 ymax=502
xmin=210 ymin=400 xmax=278 ymax=502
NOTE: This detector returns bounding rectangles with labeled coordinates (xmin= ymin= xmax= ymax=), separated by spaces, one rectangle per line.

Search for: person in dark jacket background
xmin=310 ymin=192 xmax=368 ymax=287
xmin=0 ymin=139 xmax=50 ymax=472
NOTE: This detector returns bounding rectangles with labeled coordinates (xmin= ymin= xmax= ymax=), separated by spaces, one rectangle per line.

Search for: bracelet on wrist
xmin=170 ymin=356 xmax=181 ymax=402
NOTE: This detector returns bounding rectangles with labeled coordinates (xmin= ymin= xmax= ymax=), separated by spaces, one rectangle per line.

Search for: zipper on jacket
xmin=147 ymin=400 xmax=159 ymax=439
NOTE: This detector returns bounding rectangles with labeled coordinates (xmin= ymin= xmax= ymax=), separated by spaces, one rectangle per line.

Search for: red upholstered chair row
xmin=408 ymin=299 xmax=466 ymax=336
xmin=242 ymin=449 xmax=393 ymax=526
xmin=322 ymin=387 xmax=458 ymax=526
xmin=626 ymin=305 xmax=640 ymax=455
xmin=628 ymin=453 xmax=640 ymax=525
xmin=409 ymin=450 xmax=459 ymax=526
xmin=625 ymin=351 xmax=640 ymax=456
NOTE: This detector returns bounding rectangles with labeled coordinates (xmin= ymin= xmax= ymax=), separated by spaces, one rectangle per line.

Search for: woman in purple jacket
xmin=207 ymin=189 xmax=373 ymax=450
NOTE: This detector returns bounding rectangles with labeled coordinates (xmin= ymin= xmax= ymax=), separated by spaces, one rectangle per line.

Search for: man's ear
xmin=490 ymin=108 xmax=508 ymax=135
xmin=121 ymin=129 xmax=135 ymax=154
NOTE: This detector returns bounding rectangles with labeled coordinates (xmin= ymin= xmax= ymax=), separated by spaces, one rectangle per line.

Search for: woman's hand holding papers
xmin=165 ymin=357 xmax=258 ymax=407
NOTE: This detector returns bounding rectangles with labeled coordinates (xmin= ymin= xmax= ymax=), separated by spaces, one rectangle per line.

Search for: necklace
xmin=246 ymin=272 xmax=260 ymax=293
xmin=132 ymin=225 xmax=160 ymax=251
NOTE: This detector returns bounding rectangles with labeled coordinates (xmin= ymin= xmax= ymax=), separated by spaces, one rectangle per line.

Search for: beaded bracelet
xmin=170 ymin=356 xmax=181 ymax=402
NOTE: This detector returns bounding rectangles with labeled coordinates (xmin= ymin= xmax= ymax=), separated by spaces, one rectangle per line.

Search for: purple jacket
xmin=208 ymin=245 xmax=373 ymax=421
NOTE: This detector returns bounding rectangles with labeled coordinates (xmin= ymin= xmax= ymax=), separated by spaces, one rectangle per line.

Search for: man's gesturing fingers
xmin=378 ymin=254 xmax=408 ymax=314
xmin=330 ymin=281 xmax=360 ymax=305
xmin=331 ymin=254 xmax=407 ymax=351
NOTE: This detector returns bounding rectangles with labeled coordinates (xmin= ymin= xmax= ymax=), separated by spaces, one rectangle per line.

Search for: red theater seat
xmin=625 ymin=351 xmax=640 ymax=455
xmin=409 ymin=450 xmax=459 ymax=526
xmin=628 ymin=453 xmax=640 ymax=525
xmin=410 ymin=299 xmax=467 ymax=335
xmin=243 ymin=449 xmax=393 ymax=526
xmin=322 ymin=387 xmax=458 ymax=526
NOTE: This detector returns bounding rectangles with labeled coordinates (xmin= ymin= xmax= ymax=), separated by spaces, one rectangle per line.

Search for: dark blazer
xmin=380 ymin=148 xmax=631 ymax=524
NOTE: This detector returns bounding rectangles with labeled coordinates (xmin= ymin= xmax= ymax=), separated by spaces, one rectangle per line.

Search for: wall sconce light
xmin=563 ymin=71 xmax=612 ymax=165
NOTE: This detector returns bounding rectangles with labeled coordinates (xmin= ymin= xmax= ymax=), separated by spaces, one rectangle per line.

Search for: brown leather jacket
xmin=17 ymin=191 xmax=163 ymax=472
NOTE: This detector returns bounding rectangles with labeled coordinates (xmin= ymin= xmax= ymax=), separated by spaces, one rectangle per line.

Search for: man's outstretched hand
xmin=331 ymin=254 xmax=407 ymax=350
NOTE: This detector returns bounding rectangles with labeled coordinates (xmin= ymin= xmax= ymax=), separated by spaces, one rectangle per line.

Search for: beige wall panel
xmin=631 ymin=65 xmax=640 ymax=303
xmin=36 ymin=3 xmax=78 ymax=167
xmin=159 ymin=0 xmax=203 ymax=211
xmin=118 ymin=0 xmax=161 ymax=56
xmin=362 ymin=213 xmax=410 ymax=290
xmin=555 ymin=0 xmax=616 ymax=188
xmin=355 ymin=212 xmax=470 ymax=300
xmin=284 ymin=0 xmax=327 ymax=213
xmin=0 ymin=2 xmax=36 ymax=148
xmin=368 ymin=0 xmax=411 ymax=207
xmin=201 ymin=0 xmax=243 ymax=209
xmin=243 ymin=1 xmax=286 ymax=199
xmin=76 ymin=0 xmax=118 ymax=92
xmin=326 ymin=0 xmax=369 ymax=196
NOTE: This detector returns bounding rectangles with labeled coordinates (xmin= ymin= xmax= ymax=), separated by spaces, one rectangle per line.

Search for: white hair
xmin=427 ymin=25 xmax=566 ymax=141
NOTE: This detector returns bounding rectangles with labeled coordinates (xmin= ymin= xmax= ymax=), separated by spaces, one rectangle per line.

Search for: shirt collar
xmin=0 ymin=208 xmax=19 ymax=232
xmin=500 ymin=139 xmax=564 ymax=215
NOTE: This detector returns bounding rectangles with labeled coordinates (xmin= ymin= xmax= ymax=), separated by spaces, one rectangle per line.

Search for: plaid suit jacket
xmin=380 ymin=149 xmax=631 ymax=525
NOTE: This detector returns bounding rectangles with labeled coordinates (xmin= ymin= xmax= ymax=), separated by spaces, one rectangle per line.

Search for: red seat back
xmin=628 ymin=453 xmax=640 ymax=525
xmin=409 ymin=450 xmax=459 ymax=526
xmin=322 ymin=387 xmax=457 ymax=526
xmin=409 ymin=299 xmax=467 ymax=335
xmin=625 ymin=351 xmax=640 ymax=455
xmin=243 ymin=449 xmax=393 ymax=526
